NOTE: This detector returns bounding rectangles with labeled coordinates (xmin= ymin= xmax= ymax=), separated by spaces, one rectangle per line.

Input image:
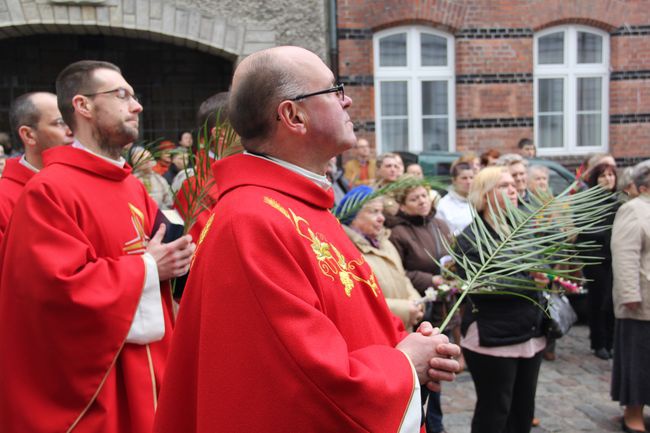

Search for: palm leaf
xmin=434 ymin=182 xmax=617 ymax=332
xmin=172 ymin=109 xmax=242 ymax=234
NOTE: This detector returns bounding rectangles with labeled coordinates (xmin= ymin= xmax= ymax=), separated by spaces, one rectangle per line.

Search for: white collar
xmin=72 ymin=140 xmax=126 ymax=168
xmin=19 ymin=155 xmax=39 ymax=173
xmin=244 ymin=152 xmax=332 ymax=190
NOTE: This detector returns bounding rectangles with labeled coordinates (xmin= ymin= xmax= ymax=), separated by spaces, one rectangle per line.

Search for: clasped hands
xmin=396 ymin=322 xmax=461 ymax=392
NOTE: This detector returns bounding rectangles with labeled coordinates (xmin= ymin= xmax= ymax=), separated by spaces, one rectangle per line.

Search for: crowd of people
xmin=0 ymin=45 xmax=648 ymax=433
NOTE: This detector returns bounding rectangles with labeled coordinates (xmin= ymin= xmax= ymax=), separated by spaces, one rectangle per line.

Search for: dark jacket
xmin=576 ymin=194 xmax=620 ymax=309
xmin=387 ymin=211 xmax=452 ymax=295
xmin=456 ymin=217 xmax=545 ymax=347
xmin=387 ymin=211 xmax=455 ymax=327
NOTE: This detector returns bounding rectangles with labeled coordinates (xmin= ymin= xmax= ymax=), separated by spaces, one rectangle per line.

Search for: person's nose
xmin=342 ymin=94 xmax=353 ymax=108
xmin=130 ymin=98 xmax=143 ymax=113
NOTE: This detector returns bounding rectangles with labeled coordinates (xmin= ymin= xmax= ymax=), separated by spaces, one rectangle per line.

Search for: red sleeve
xmin=0 ymin=182 xmax=145 ymax=432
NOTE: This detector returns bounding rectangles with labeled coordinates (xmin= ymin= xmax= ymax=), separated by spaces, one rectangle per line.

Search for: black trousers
xmin=587 ymin=283 xmax=615 ymax=351
xmin=463 ymin=348 xmax=543 ymax=433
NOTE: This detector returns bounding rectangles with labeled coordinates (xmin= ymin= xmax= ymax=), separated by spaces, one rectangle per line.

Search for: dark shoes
xmin=594 ymin=348 xmax=611 ymax=360
xmin=622 ymin=419 xmax=646 ymax=433
xmin=543 ymin=351 xmax=556 ymax=361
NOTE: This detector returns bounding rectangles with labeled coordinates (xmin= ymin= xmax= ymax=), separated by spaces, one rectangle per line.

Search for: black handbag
xmin=543 ymin=292 xmax=578 ymax=339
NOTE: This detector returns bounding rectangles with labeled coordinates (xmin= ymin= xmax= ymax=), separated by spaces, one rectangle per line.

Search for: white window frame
xmin=373 ymin=26 xmax=456 ymax=154
xmin=534 ymin=25 xmax=610 ymax=156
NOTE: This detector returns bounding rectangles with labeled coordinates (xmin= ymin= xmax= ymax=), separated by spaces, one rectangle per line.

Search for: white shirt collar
xmin=244 ymin=151 xmax=332 ymax=190
xmin=72 ymin=140 xmax=126 ymax=168
xmin=19 ymin=155 xmax=39 ymax=173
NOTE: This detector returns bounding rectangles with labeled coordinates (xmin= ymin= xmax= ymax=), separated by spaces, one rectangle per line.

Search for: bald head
xmin=229 ymin=47 xmax=323 ymax=150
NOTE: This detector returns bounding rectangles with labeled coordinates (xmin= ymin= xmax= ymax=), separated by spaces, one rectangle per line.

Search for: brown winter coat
xmin=343 ymin=225 xmax=421 ymax=328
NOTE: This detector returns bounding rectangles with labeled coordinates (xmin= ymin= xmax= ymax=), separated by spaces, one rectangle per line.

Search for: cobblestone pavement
xmin=439 ymin=324 xmax=643 ymax=433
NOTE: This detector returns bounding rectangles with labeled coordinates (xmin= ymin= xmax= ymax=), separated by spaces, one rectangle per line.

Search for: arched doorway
xmin=1 ymin=33 xmax=234 ymax=143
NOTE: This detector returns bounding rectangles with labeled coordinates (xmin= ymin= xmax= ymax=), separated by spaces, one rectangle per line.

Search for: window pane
xmin=577 ymin=77 xmax=601 ymax=111
xmin=381 ymin=119 xmax=409 ymax=151
xmin=422 ymin=81 xmax=447 ymax=116
xmin=538 ymin=32 xmax=564 ymax=64
xmin=538 ymin=115 xmax=564 ymax=148
xmin=578 ymin=32 xmax=603 ymax=63
xmin=422 ymin=118 xmax=448 ymax=151
xmin=577 ymin=113 xmax=601 ymax=147
xmin=380 ymin=81 xmax=408 ymax=116
xmin=538 ymin=79 xmax=564 ymax=112
xmin=379 ymin=33 xmax=407 ymax=67
xmin=421 ymin=33 xmax=447 ymax=66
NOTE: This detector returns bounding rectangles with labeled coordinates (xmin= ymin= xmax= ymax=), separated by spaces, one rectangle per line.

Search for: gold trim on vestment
xmin=146 ymin=344 xmax=158 ymax=410
xmin=263 ymin=196 xmax=379 ymax=298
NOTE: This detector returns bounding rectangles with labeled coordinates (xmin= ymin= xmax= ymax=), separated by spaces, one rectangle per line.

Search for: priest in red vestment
xmin=154 ymin=46 xmax=460 ymax=433
xmin=0 ymin=61 xmax=195 ymax=433
xmin=0 ymin=91 xmax=74 ymax=239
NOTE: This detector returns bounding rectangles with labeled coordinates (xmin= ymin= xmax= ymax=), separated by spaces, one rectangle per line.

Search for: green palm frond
xmin=173 ymin=109 xmax=242 ymax=234
xmin=435 ymin=183 xmax=617 ymax=332
xmin=123 ymin=138 xmax=169 ymax=172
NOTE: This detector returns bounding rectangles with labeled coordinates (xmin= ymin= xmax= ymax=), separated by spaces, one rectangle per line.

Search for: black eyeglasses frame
xmin=289 ymin=83 xmax=345 ymax=102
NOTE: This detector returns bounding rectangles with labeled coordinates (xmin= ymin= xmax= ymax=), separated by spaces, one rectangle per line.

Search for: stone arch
xmin=0 ymin=0 xmax=277 ymax=59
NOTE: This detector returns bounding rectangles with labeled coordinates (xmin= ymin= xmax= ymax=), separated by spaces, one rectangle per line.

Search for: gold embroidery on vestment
xmin=264 ymin=196 xmax=379 ymax=297
xmin=123 ymin=203 xmax=149 ymax=255
xmin=190 ymin=213 xmax=216 ymax=270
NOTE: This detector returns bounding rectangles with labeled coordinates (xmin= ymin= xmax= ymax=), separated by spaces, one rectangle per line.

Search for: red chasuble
xmin=0 ymin=147 xmax=174 ymax=433
xmin=0 ymin=157 xmax=35 ymax=241
xmin=154 ymin=154 xmax=417 ymax=433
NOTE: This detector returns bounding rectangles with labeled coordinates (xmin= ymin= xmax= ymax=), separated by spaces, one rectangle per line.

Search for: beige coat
xmin=343 ymin=225 xmax=421 ymax=328
xmin=611 ymin=194 xmax=650 ymax=320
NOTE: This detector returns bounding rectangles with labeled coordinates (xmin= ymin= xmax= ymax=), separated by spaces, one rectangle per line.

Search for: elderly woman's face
xmin=486 ymin=172 xmax=518 ymax=212
xmin=509 ymin=162 xmax=528 ymax=194
xmin=351 ymin=199 xmax=385 ymax=239
xmin=400 ymin=186 xmax=432 ymax=217
xmin=529 ymin=168 xmax=549 ymax=195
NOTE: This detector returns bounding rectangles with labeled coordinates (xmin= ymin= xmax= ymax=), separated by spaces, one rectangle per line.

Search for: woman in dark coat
xmin=577 ymin=162 xmax=620 ymax=360
xmin=456 ymin=166 xmax=546 ymax=433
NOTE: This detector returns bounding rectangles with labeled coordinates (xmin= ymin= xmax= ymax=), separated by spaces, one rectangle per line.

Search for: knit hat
xmin=335 ymin=185 xmax=374 ymax=225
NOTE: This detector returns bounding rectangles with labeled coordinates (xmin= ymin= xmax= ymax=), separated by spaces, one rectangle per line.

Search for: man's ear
xmin=72 ymin=95 xmax=93 ymax=120
xmin=17 ymin=125 xmax=36 ymax=149
xmin=277 ymin=101 xmax=306 ymax=135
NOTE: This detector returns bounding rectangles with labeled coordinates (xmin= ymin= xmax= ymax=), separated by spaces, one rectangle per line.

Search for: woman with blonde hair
xmin=458 ymin=166 xmax=546 ymax=433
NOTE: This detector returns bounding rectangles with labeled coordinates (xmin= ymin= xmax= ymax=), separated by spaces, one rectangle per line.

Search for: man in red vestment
xmin=154 ymin=46 xmax=460 ymax=433
xmin=0 ymin=91 xmax=74 ymax=239
xmin=0 ymin=60 xmax=196 ymax=433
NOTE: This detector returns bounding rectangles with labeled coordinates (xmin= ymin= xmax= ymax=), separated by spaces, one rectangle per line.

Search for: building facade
xmin=0 ymin=0 xmax=329 ymax=141
xmin=336 ymin=0 xmax=650 ymax=163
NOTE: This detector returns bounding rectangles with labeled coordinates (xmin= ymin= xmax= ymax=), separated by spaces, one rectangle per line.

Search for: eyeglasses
xmin=83 ymin=87 xmax=139 ymax=103
xmin=290 ymin=83 xmax=345 ymax=102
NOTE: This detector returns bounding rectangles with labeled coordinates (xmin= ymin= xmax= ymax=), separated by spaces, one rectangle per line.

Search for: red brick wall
xmin=337 ymin=0 xmax=650 ymax=161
